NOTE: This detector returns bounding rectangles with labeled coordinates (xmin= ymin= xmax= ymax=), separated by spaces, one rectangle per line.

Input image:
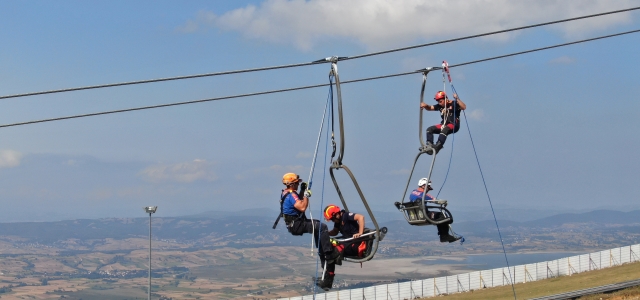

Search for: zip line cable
xmin=0 ymin=28 xmax=638 ymax=129
xmin=1 ymin=6 xmax=638 ymax=101
xmin=344 ymin=6 xmax=640 ymax=61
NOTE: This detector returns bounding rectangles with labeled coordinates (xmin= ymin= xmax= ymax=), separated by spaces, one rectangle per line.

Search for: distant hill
xmin=0 ymin=209 xmax=637 ymax=246
xmin=522 ymin=210 xmax=640 ymax=227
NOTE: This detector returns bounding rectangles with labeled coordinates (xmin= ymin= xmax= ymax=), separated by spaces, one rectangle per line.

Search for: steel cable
xmin=1 ymin=28 xmax=638 ymax=129
xmin=1 ymin=7 xmax=638 ymax=100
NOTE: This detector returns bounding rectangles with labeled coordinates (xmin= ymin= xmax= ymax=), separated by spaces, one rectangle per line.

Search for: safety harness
xmin=273 ymin=183 xmax=308 ymax=235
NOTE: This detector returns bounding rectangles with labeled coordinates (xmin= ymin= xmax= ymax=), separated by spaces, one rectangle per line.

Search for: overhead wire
xmin=343 ymin=6 xmax=640 ymax=61
xmin=1 ymin=28 xmax=639 ymax=129
xmin=1 ymin=6 xmax=639 ymax=100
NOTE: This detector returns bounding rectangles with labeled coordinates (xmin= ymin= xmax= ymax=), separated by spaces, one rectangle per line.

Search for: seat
xmin=332 ymin=227 xmax=388 ymax=261
xmin=398 ymin=200 xmax=453 ymax=226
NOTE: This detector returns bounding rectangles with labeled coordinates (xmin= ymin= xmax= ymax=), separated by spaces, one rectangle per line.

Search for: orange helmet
xmin=282 ymin=173 xmax=301 ymax=185
xmin=323 ymin=204 xmax=342 ymax=221
xmin=434 ymin=91 xmax=446 ymax=101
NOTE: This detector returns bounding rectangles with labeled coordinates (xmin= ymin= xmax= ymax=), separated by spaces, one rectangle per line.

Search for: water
xmin=418 ymin=252 xmax=582 ymax=270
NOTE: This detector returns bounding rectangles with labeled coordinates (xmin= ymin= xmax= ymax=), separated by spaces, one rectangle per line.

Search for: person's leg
xmin=436 ymin=124 xmax=454 ymax=145
xmin=433 ymin=212 xmax=459 ymax=243
xmin=316 ymin=259 xmax=336 ymax=291
xmin=426 ymin=124 xmax=441 ymax=154
xmin=436 ymin=123 xmax=460 ymax=145
xmin=426 ymin=124 xmax=441 ymax=145
xmin=305 ymin=219 xmax=335 ymax=257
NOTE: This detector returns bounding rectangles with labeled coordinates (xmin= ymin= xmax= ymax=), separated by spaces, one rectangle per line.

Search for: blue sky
xmin=0 ymin=1 xmax=638 ymax=222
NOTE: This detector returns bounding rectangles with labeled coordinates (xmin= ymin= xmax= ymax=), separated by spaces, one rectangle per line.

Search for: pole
xmin=148 ymin=212 xmax=152 ymax=300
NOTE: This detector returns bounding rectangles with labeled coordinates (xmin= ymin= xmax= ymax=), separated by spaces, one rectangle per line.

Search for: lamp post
xmin=144 ymin=206 xmax=157 ymax=300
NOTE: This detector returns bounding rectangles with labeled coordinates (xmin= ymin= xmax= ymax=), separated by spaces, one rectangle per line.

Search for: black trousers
xmin=288 ymin=218 xmax=333 ymax=255
xmin=427 ymin=122 xmax=460 ymax=145
xmin=432 ymin=212 xmax=452 ymax=236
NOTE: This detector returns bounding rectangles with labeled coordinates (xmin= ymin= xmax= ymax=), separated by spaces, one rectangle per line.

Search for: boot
xmin=425 ymin=141 xmax=435 ymax=155
xmin=315 ymin=273 xmax=335 ymax=291
xmin=439 ymin=233 xmax=461 ymax=243
xmin=433 ymin=142 xmax=444 ymax=154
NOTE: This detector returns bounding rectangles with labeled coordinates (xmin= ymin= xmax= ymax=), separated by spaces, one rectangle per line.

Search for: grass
xmin=428 ymin=261 xmax=640 ymax=300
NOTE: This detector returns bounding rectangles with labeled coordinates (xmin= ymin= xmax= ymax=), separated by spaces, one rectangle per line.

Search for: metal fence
xmin=279 ymin=244 xmax=640 ymax=300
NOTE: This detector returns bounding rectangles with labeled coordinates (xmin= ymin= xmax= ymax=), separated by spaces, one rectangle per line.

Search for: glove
xmin=304 ymin=189 xmax=312 ymax=198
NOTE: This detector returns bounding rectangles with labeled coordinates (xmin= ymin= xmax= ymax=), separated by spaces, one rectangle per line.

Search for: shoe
xmin=439 ymin=234 xmax=461 ymax=243
xmin=315 ymin=273 xmax=335 ymax=291
xmin=394 ymin=202 xmax=402 ymax=210
xmin=433 ymin=142 xmax=444 ymax=154
xmin=425 ymin=141 xmax=435 ymax=155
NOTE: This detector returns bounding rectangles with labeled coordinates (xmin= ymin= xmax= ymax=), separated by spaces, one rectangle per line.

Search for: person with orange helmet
xmin=409 ymin=178 xmax=460 ymax=243
xmin=420 ymin=91 xmax=466 ymax=154
xmin=278 ymin=173 xmax=339 ymax=285
xmin=315 ymin=204 xmax=367 ymax=291
xmin=323 ymin=204 xmax=365 ymax=239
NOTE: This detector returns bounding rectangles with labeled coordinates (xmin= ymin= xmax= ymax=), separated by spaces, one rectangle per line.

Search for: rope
xmin=307 ymin=81 xmax=332 ymax=255
xmin=1 ymin=28 xmax=639 ymax=129
xmin=2 ymin=6 xmax=638 ymax=100
xmin=312 ymin=78 xmax=333 ymax=298
xmin=462 ymin=109 xmax=517 ymax=299
xmin=435 ymin=64 xmax=455 ymax=198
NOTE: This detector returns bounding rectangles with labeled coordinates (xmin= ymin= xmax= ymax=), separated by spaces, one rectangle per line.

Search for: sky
xmin=0 ymin=0 xmax=638 ymax=222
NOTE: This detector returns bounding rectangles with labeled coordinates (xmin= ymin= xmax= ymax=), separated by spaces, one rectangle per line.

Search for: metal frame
xmin=327 ymin=58 xmax=382 ymax=263
xmin=396 ymin=67 xmax=453 ymax=226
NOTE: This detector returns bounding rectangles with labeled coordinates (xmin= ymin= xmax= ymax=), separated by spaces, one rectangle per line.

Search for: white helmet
xmin=418 ymin=178 xmax=431 ymax=187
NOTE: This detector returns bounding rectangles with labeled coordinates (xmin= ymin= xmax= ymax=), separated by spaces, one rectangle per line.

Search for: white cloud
xmin=178 ymin=0 xmax=636 ymax=50
xmin=549 ymin=56 xmax=577 ymax=65
xmin=467 ymin=109 xmax=485 ymax=121
xmin=0 ymin=150 xmax=23 ymax=169
xmin=139 ymin=159 xmax=218 ymax=183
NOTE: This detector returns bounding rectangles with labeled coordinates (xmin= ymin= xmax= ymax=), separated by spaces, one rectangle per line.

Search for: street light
xmin=144 ymin=206 xmax=157 ymax=300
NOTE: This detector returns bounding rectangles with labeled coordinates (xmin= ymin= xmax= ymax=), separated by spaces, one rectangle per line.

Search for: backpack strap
xmin=272 ymin=190 xmax=291 ymax=229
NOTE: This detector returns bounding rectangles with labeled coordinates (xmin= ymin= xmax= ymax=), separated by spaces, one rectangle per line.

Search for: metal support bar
xmin=327 ymin=60 xmax=381 ymax=264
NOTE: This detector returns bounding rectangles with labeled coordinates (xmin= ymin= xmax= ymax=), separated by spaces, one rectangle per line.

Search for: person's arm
xmin=453 ymin=94 xmax=466 ymax=110
xmin=328 ymin=223 xmax=340 ymax=236
xmin=352 ymin=214 xmax=365 ymax=238
xmin=293 ymin=193 xmax=308 ymax=212
xmin=420 ymin=102 xmax=437 ymax=111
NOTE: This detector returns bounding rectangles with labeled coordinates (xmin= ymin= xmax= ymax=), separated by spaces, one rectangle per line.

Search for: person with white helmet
xmin=420 ymin=91 xmax=466 ymax=154
xmin=410 ymin=178 xmax=460 ymax=243
xmin=279 ymin=173 xmax=339 ymax=272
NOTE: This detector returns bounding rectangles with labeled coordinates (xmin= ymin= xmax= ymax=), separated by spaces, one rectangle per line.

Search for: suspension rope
xmin=307 ymin=81 xmax=332 ymax=254
xmin=1 ymin=28 xmax=639 ymax=129
xmin=2 ymin=6 xmax=638 ymax=100
xmin=462 ymin=109 xmax=517 ymax=299
xmin=312 ymin=76 xmax=334 ymax=297
xmin=435 ymin=62 xmax=456 ymax=198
